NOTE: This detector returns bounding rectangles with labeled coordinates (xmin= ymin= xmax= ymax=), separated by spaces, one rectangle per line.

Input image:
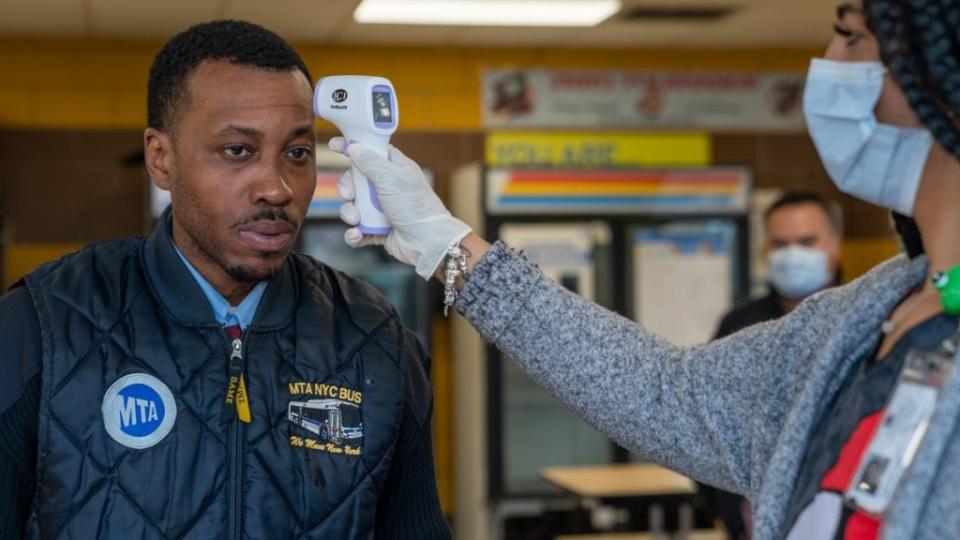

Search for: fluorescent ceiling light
xmin=354 ymin=0 xmax=621 ymax=27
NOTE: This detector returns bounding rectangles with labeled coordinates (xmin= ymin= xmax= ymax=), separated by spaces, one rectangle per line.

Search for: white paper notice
xmin=633 ymin=225 xmax=733 ymax=346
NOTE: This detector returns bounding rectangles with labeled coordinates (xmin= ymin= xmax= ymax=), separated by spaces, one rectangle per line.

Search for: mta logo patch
xmin=101 ymin=373 xmax=177 ymax=449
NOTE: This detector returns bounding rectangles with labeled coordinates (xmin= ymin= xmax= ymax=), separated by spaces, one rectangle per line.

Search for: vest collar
xmin=141 ymin=207 xmax=297 ymax=330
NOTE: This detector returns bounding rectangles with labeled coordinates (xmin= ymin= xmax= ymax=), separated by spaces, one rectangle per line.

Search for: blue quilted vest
xmin=22 ymin=215 xmax=409 ymax=539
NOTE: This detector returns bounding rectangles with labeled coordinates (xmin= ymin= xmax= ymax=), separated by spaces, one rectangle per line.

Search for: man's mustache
xmin=234 ymin=207 xmax=297 ymax=228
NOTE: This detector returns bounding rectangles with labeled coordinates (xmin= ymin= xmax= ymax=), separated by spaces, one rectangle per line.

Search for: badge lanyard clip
xmin=221 ymin=326 xmax=251 ymax=424
xmin=844 ymin=329 xmax=959 ymax=515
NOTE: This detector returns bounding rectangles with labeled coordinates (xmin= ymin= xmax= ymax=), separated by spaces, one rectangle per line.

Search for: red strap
xmin=820 ymin=412 xmax=883 ymax=491
xmin=844 ymin=510 xmax=881 ymax=540
xmin=225 ymin=325 xmax=242 ymax=340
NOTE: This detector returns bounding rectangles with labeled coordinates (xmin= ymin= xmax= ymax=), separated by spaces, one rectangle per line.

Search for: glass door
xmin=494 ymin=221 xmax=616 ymax=494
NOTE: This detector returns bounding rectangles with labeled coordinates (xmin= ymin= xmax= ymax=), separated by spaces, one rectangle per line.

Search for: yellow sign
xmin=485 ymin=132 xmax=711 ymax=168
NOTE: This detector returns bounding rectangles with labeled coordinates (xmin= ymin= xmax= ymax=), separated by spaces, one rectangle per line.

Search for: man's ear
xmin=828 ymin=234 xmax=843 ymax=264
xmin=144 ymin=127 xmax=174 ymax=191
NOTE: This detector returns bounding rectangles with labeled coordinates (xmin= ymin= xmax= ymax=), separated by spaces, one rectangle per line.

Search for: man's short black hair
xmin=147 ymin=19 xmax=313 ymax=131
xmin=764 ymin=191 xmax=843 ymax=233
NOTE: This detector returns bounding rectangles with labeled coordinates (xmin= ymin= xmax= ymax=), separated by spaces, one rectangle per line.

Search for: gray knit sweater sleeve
xmin=456 ymin=241 xmax=827 ymax=497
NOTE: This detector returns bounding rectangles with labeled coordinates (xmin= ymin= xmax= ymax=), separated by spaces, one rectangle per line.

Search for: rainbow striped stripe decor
xmin=308 ymin=170 xmax=346 ymax=217
xmin=486 ymin=168 xmax=750 ymax=215
xmin=309 ymin=169 xmax=436 ymax=219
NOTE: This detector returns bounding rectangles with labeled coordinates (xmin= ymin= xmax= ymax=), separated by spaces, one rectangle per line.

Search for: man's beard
xmin=188 ymin=222 xmax=285 ymax=284
xmin=224 ymin=259 xmax=283 ymax=284
xmin=223 ymin=206 xmax=298 ymax=283
xmin=170 ymin=165 xmax=294 ymax=284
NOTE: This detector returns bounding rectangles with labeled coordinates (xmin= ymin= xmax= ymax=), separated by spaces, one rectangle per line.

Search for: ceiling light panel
xmin=354 ymin=0 xmax=621 ymax=27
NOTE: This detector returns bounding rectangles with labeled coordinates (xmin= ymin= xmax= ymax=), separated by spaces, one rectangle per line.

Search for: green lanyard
xmin=932 ymin=266 xmax=960 ymax=315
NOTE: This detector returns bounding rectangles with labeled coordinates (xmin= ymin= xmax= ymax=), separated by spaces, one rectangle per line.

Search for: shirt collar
xmin=172 ymin=245 xmax=267 ymax=329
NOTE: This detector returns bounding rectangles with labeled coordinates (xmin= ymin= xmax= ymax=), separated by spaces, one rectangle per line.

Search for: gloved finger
xmin=344 ymin=227 xmax=386 ymax=248
xmin=344 ymin=227 xmax=365 ymax=247
xmin=346 ymin=143 xmax=393 ymax=185
xmin=328 ymin=137 xmax=348 ymax=154
xmin=337 ymin=169 xmax=356 ymax=201
xmin=339 ymin=201 xmax=361 ymax=226
xmin=387 ymin=144 xmax=421 ymax=171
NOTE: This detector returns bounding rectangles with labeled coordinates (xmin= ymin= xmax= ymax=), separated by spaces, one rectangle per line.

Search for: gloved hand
xmin=330 ymin=137 xmax=472 ymax=279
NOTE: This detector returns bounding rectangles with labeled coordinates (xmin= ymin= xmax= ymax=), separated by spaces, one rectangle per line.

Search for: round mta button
xmin=101 ymin=373 xmax=177 ymax=450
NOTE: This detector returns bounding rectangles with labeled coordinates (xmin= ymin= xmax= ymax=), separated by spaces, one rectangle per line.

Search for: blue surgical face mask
xmin=803 ymin=58 xmax=934 ymax=216
xmin=768 ymin=245 xmax=831 ymax=299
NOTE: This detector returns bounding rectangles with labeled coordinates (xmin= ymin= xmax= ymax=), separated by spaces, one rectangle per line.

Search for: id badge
xmin=844 ymin=335 xmax=957 ymax=515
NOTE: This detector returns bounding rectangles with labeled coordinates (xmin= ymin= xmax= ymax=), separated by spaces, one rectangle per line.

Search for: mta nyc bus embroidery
xmin=102 ymin=373 xmax=178 ymax=450
xmin=287 ymin=381 xmax=363 ymax=456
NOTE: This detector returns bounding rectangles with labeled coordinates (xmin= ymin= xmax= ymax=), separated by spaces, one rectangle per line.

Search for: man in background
xmin=700 ymin=191 xmax=844 ymax=539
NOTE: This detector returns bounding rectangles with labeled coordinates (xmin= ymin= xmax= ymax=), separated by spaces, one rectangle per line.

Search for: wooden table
xmin=541 ymin=463 xmax=696 ymax=498
xmin=541 ymin=463 xmax=699 ymax=536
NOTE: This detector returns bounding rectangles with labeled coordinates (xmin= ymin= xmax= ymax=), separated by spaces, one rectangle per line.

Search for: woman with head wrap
xmin=334 ymin=1 xmax=960 ymax=537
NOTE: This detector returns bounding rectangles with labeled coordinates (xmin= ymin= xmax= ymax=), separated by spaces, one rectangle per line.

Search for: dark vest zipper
xmin=228 ymin=334 xmax=245 ymax=540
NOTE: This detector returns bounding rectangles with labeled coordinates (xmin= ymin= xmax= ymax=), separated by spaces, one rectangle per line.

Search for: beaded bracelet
xmin=443 ymin=244 xmax=469 ymax=317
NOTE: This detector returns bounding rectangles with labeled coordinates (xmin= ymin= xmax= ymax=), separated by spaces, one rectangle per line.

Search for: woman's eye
xmin=833 ymin=24 xmax=862 ymax=46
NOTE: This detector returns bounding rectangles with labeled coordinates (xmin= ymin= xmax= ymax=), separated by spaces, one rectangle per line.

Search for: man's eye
xmin=223 ymin=145 xmax=252 ymax=158
xmin=287 ymin=147 xmax=313 ymax=160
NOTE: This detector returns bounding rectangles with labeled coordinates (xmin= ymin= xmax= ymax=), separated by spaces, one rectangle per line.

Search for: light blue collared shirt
xmin=173 ymin=246 xmax=267 ymax=330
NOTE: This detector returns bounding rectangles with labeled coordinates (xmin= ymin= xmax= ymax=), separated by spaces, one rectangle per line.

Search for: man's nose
xmin=251 ymin=157 xmax=294 ymax=207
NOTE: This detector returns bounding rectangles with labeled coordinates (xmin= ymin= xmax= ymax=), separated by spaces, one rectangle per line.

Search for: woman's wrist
xmin=432 ymin=233 xmax=491 ymax=288
xmin=460 ymin=233 xmax=491 ymax=274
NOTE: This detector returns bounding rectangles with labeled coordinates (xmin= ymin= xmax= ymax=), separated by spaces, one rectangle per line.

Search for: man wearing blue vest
xmin=0 ymin=20 xmax=450 ymax=539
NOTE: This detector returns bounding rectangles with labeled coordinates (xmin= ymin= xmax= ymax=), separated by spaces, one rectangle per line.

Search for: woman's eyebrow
xmin=836 ymin=2 xmax=863 ymax=21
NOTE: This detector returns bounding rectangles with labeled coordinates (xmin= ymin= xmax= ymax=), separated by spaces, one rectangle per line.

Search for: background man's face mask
xmin=768 ymin=245 xmax=831 ymax=299
xmin=803 ymin=58 xmax=934 ymax=216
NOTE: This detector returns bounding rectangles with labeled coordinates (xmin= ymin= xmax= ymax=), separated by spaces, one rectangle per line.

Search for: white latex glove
xmin=330 ymin=137 xmax=472 ymax=279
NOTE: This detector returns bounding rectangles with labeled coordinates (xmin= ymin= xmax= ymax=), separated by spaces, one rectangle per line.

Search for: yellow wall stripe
xmin=0 ymin=39 xmax=821 ymax=131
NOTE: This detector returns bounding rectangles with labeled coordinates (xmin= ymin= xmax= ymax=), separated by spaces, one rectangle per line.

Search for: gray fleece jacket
xmin=455 ymin=242 xmax=960 ymax=540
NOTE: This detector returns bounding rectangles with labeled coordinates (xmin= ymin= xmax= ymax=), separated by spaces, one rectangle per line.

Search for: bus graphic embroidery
xmin=288 ymin=399 xmax=363 ymax=446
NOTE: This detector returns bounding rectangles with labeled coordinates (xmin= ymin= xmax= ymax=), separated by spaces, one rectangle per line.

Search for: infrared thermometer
xmin=314 ymin=75 xmax=398 ymax=235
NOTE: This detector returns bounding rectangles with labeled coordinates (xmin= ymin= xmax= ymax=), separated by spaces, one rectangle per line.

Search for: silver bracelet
xmin=443 ymin=244 xmax=469 ymax=317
